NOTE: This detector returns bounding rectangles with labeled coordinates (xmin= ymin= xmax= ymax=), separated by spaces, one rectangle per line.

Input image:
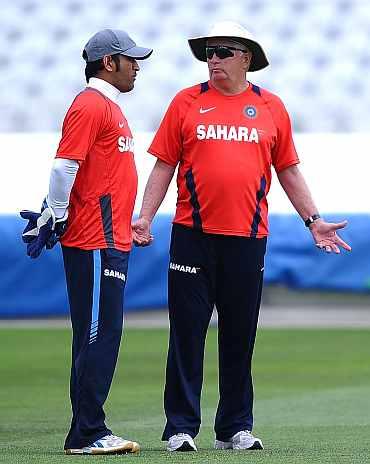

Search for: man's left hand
xmin=309 ymin=219 xmax=351 ymax=254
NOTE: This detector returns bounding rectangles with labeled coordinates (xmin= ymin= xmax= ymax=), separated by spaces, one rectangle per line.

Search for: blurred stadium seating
xmin=1 ymin=0 xmax=369 ymax=133
xmin=1 ymin=0 xmax=369 ymax=317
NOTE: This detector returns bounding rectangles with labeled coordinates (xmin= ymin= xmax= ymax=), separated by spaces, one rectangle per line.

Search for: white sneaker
xmin=215 ymin=430 xmax=263 ymax=450
xmin=65 ymin=434 xmax=140 ymax=455
xmin=167 ymin=433 xmax=197 ymax=452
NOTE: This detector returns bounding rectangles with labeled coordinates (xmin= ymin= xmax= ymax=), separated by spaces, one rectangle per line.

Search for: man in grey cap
xmin=133 ymin=21 xmax=350 ymax=452
xmin=20 ymin=29 xmax=152 ymax=455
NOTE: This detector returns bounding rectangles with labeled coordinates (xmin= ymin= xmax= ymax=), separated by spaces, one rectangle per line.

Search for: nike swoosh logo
xmin=119 ymin=122 xmax=124 ymax=128
xmin=199 ymin=106 xmax=216 ymax=114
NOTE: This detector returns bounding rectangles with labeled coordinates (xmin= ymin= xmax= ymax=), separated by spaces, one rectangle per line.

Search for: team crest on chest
xmin=244 ymin=105 xmax=258 ymax=119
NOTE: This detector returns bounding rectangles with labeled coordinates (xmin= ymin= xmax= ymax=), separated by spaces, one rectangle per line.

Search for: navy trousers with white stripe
xmin=162 ymin=224 xmax=266 ymax=441
xmin=62 ymin=246 xmax=129 ymax=449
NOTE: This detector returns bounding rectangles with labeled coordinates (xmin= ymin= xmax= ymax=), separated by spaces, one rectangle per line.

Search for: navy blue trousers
xmin=62 ymin=246 xmax=129 ymax=449
xmin=163 ymin=224 xmax=266 ymax=441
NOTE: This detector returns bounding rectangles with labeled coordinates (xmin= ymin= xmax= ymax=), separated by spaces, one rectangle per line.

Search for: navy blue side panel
xmin=250 ymin=175 xmax=267 ymax=238
xmin=200 ymin=81 xmax=210 ymax=93
xmin=251 ymin=84 xmax=261 ymax=96
xmin=185 ymin=169 xmax=203 ymax=231
xmin=99 ymin=194 xmax=115 ymax=248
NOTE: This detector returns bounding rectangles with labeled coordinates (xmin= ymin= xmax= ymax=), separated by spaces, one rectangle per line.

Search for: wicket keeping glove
xmin=20 ymin=197 xmax=68 ymax=258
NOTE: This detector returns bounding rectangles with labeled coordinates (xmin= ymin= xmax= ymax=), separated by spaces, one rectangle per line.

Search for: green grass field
xmin=1 ymin=327 xmax=369 ymax=463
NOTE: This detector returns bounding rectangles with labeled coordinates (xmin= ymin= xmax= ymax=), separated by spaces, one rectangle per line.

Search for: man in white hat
xmin=133 ymin=21 xmax=351 ymax=452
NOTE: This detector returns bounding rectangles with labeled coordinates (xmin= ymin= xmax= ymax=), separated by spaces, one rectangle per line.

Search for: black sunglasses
xmin=205 ymin=45 xmax=248 ymax=60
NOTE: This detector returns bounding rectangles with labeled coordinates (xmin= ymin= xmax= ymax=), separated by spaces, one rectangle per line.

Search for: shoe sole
xmin=65 ymin=441 xmax=140 ymax=455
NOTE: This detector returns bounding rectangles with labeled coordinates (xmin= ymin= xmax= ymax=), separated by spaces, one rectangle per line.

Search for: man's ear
xmin=103 ymin=55 xmax=114 ymax=72
xmin=244 ymin=51 xmax=252 ymax=71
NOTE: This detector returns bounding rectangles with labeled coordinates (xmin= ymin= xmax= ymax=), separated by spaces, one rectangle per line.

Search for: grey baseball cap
xmin=83 ymin=29 xmax=153 ymax=62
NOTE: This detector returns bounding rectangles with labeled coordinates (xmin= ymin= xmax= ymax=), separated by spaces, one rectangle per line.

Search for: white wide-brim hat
xmin=188 ymin=21 xmax=269 ymax=72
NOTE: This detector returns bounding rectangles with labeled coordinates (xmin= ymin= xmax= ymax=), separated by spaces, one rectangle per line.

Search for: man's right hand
xmin=132 ymin=217 xmax=153 ymax=247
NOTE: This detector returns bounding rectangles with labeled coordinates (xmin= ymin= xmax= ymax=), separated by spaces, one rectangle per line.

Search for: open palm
xmin=310 ymin=219 xmax=351 ymax=254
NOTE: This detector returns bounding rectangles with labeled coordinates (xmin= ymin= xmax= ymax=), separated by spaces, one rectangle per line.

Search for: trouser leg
xmin=62 ymin=246 xmax=129 ymax=449
xmin=162 ymin=225 xmax=216 ymax=440
xmin=214 ymin=237 xmax=266 ymax=441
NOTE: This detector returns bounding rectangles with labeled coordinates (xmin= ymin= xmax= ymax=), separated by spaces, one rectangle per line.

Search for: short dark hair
xmin=83 ymin=51 xmax=121 ymax=82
